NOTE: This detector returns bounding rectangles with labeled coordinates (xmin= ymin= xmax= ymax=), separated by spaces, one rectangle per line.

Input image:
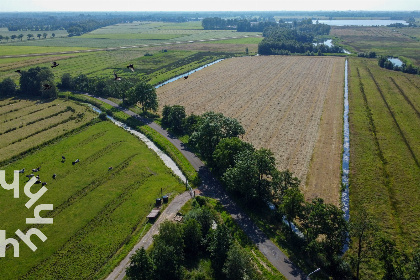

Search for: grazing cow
xmin=42 ymin=182 xmax=47 ymax=186
xmin=26 ymin=174 xmax=34 ymax=178
xmin=184 ymin=75 xmax=189 ymax=80
xmin=36 ymin=175 xmax=40 ymax=179
xmin=51 ymin=61 xmax=59 ymax=68
xmin=108 ymin=166 xmax=113 ymax=171
xmin=52 ymin=174 xmax=56 ymax=179
xmin=35 ymin=180 xmax=41 ymax=184
xmin=72 ymin=159 xmax=79 ymax=165
xmin=19 ymin=168 xmax=25 ymax=173
xmin=32 ymin=167 xmax=40 ymax=172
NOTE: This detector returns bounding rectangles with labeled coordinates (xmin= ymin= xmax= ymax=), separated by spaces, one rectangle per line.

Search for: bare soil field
xmin=157 ymin=55 xmax=345 ymax=204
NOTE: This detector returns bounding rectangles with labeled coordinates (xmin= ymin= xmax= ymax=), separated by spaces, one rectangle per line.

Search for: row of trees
xmin=0 ymin=33 xmax=56 ymax=42
xmin=158 ymin=106 xmax=350 ymax=277
xmin=60 ymin=73 xmax=158 ymax=112
xmin=378 ymin=56 xmax=419 ymax=75
xmin=0 ymin=67 xmax=57 ymax=98
xmin=127 ymin=199 xmax=258 ymax=280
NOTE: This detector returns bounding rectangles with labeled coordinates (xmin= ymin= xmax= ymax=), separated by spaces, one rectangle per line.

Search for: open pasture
xmin=0 ymin=119 xmax=185 ymax=279
xmin=2 ymin=21 xmax=259 ymax=48
xmin=0 ymin=98 xmax=96 ymax=163
xmin=157 ymin=55 xmax=345 ymax=205
xmin=348 ymin=57 xmax=420 ymax=261
xmin=331 ymin=26 xmax=420 ymax=65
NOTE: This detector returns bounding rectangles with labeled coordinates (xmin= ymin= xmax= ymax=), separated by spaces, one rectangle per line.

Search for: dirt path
xmin=93 ymin=96 xmax=307 ymax=280
xmin=106 ymin=191 xmax=194 ymax=280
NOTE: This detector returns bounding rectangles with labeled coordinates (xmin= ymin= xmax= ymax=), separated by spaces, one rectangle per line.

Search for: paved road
xmin=93 ymin=96 xmax=307 ymax=280
xmin=106 ymin=191 xmax=194 ymax=280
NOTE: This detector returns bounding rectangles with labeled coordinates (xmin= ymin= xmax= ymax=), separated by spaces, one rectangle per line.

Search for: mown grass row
xmin=0 ymin=120 xmax=185 ymax=279
xmin=0 ymin=99 xmax=97 ymax=162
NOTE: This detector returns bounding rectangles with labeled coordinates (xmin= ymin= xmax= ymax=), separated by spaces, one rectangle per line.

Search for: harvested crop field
xmin=157 ymin=55 xmax=345 ymax=205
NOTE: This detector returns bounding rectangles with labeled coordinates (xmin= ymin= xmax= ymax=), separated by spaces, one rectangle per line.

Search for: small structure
xmin=156 ymin=198 xmax=162 ymax=206
xmin=147 ymin=209 xmax=160 ymax=220
xmin=162 ymin=195 xmax=168 ymax=203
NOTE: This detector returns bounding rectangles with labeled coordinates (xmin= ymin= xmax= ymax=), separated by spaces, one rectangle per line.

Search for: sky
xmin=0 ymin=0 xmax=419 ymax=12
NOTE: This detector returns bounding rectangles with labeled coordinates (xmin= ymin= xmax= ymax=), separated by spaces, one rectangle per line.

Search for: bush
xmin=98 ymin=112 xmax=107 ymax=121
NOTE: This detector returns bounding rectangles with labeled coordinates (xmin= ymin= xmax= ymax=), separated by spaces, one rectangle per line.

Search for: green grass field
xmin=0 ymin=114 xmax=185 ymax=279
xmin=331 ymin=26 xmax=420 ymax=65
xmin=0 ymin=98 xmax=97 ymax=163
xmin=348 ymin=57 xmax=420 ymax=277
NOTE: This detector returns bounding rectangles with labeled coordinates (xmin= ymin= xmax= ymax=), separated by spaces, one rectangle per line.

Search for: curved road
xmin=92 ymin=96 xmax=308 ymax=280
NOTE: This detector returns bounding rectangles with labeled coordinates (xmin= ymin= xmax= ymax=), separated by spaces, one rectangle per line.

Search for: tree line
xmin=127 ymin=197 xmax=259 ymax=280
xmin=158 ymin=104 xmax=420 ymax=279
xmin=0 ymin=33 xmax=56 ymax=43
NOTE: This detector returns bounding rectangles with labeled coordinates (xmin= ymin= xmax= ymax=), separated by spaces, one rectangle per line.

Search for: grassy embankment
xmin=347 ymin=57 xmax=420 ymax=278
xmin=0 ymin=100 xmax=185 ymax=279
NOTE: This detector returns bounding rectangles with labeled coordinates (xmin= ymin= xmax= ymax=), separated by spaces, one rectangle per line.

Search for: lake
xmin=313 ymin=19 xmax=408 ymax=26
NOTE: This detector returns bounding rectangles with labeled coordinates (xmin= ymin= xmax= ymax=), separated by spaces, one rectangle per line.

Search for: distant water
xmin=388 ymin=57 xmax=403 ymax=67
xmin=313 ymin=19 xmax=408 ymax=26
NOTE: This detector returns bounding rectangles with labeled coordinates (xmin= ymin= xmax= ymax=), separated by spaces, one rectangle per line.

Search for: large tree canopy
xmin=189 ymin=111 xmax=245 ymax=162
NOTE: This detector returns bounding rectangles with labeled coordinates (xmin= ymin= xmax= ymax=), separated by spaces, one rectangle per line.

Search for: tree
xmin=161 ymin=105 xmax=186 ymax=133
xmin=223 ymin=148 xmax=276 ymax=205
xmin=43 ymin=32 xmax=47 ymax=39
xmin=208 ymin=223 xmax=232 ymax=274
xmin=189 ymin=111 xmax=245 ymax=162
xmin=348 ymin=208 xmax=377 ymax=280
xmin=280 ymin=186 xmax=304 ymax=235
xmin=182 ymin=218 xmax=202 ymax=257
xmin=11 ymin=35 xmax=17 ymax=41
xmin=128 ymin=81 xmax=158 ymax=112
xmin=151 ymin=241 xmax=183 ymax=280
xmin=59 ymin=73 xmax=73 ymax=89
xmin=19 ymin=67 xmax=56 ymax=98
xmin=27 ymin=33 xmax=34 ymax=40
xmin=223 ymin=242 xmax=256 ymax=280
xmin=0 ymin=78 xmax=17 ymax=97
xmin=184 ymin=206 xmax=214 ymax=237
xmin=212 ymin=137 xmax=253 ymax=176
xmin=52 ymin=33 xmax=55 ymax=38
xmin=374 ymin=235 xmax=405 ymax=280
xmin=37 ymin=33 xmax=42 ymax=39
xmin=5 ymin=36 xmax=9 ymax=42
xmin=18 ymin=34 xmax=24 ymax=41
xmin=272 ymin=169 xmax=301 ymax=203
xmin=126 ymin=247 xmax=154 ymax=280
xmin=151 ymin=221 xmax=184 ymax=280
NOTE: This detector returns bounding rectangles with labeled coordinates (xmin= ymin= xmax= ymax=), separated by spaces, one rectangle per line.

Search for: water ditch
xmin=90 ymin=105 xmax=187 ymax=184
xmin=342 ymin=59 xmax=350 ymax=252
xmin=155 ymin=59 xmax=224 ymax=89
